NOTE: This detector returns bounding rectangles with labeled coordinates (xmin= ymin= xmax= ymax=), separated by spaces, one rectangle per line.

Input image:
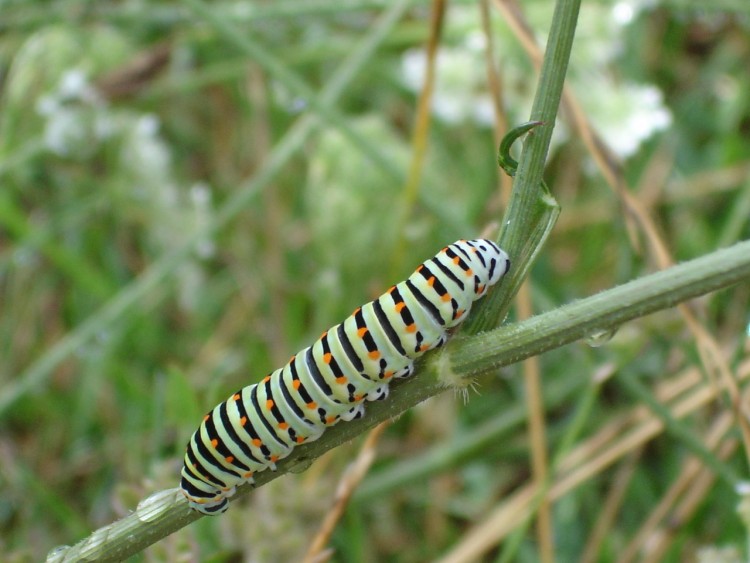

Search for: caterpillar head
xmin=460 ymin=239 xmax=511 ymax=296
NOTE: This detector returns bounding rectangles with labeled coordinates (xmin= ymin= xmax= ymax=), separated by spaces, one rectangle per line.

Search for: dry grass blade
xmin=664 ymin=161 xmax=750 ymax=202
xmin=392 ymin=0 xmax=446 ymax=274
xmin=580 ymin=452 xmax=641 ymax=563
xmin=639 ymin=436 xmax=738 ymax=563
xmin=303 ymin=422 xmax=391 ymax=563
xmin=618 ymin=410 xmax=738 ymax=562
xmin=95 ymin=42 xmax=172 ymax=99
xmin=550 ymin=152 xmax=748 ymax=231
xmin=479 ymin=0 xmax=512 ymax=204
xmin=436 ymin=357 xmax=750 ymax=562
xmin=517 ymin=282 xmax=555 ymax=562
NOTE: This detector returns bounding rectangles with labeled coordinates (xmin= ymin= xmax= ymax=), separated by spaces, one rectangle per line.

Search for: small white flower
xmin=398 ymin=2 xmax=671 ymax=158
xmin=59 ymin=69 xmax=88 ymax=99
xmin=612 ymin=2 xmax=636 ymax=25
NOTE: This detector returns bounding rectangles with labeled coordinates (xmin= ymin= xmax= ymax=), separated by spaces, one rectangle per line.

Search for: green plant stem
xmin=48 ymin=239 xmax=750 ymax=562
xmin=449 ymin=240 xmax=750 ymax=375
xmin=463 ymin=0 xmax=581 ymax=334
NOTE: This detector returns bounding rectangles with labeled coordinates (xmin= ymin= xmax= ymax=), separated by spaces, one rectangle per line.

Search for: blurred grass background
xmin=1 ymin=1 xmax=749 ymax=561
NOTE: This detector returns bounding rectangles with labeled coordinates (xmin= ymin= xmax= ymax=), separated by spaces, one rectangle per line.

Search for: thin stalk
xmin=463 ymin=0 xmax=581 ymax=334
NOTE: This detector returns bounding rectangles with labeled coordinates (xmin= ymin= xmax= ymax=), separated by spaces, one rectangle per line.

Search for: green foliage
xmin=1 ymin=1 xmax=749 ymax=562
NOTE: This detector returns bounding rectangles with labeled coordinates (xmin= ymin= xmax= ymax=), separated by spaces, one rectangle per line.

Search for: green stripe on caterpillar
xmin=180 ymin=239 xmax=510 ymax=514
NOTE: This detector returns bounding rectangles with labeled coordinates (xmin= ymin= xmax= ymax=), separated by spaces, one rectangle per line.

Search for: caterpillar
xmin=180 ymin=239 xmax=510 ymax=514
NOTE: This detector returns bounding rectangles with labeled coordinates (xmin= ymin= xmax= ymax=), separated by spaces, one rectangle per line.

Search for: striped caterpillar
xmin=180 ymin=239 xmax=510 ymax=514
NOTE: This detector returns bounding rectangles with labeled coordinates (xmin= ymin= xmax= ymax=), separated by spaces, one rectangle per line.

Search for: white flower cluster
xmin=400 ymin=0 xmax=670 ymax=159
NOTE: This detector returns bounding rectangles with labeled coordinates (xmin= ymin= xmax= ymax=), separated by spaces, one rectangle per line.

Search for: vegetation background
xmin=1 ymin=0 xmax=749 ymax=561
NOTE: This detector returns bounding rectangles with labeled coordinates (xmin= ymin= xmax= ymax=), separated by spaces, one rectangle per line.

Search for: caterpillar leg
xmin=380 ymin=361 xmax=413 ymax=381
xmin=366 ymin=384 xmax=389 ymax=402
xmin=432 ymin=333 xmax=448 ymax=350
xmin=393 ymin=363 xmax=414 ymax=380
xmin=189 ymin=495 xmax=230 ymax=515
xmin=180 ymin=476 xmax=234 ymax=515
xmin=340 ymin=403 xmax=366 ymax=421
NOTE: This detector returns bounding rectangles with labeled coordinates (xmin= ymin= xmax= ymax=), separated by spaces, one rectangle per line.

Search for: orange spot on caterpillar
xmin=252 ymin=439 xmax=262 ymax=447
xmin=293 ymin=380 xmax=301 ymax=390
xmin=353 ymin=307 xmax=361 ymax=315
xmin=368 ymin=350 xmax=380 ymax=360
xmin=262 ymin=375 xmax=271 ymax=383
xmin=225 ymin=456 xmax=234 ymax=463
xmin=279 ymin=422 xmax=289 ymax=430
xmin=466 ymin=268 xmax=473 ymax=277
xmin=270 ymin=455 xmax=279 ymax=462
xmin=383 ymin=371 xmax=394 ymax=379
xmin=406 ymin=324 xmax=416 ymax=333
xmin=266 ymin=399 xmax=274 ymax=410
xmin=441 ymin=294 xmax=451 ymax=302
xmin=203 ymin=414 xmax=210 ymax=422
xmin=296 ymin=436 xmax=306 ymax=444
xmin=395 ymin=302 xmax=405 ymax=312
xmin=244 ymin=472 xmax=254 ymax=478
xmin=307 ymin=401 xmax=317 ymax=409
xmin=336 ymin=376 xmax=347 ymax=384
xmin=324 ymin=352 xmax=332 ymax=364
xmin=357 ymin=327 xmax=368 ymax=338
xmin=240 ymin=416 xmax=248 ymax=426
xmin=233 ymin=393 xmax=241 ymax=401
xmin=428 ymin=276 xmax=435 ymax=286
xmin=211 ymin=439 xmax=218 ymax=448
xmin=354 ymin=394 xmax=364 ymax=401
xmin=325 ymin=416 xmax=337 ymax=424
xmin=453 ymin=257 xmax=460 ymax=265
xmin=420 ymin=344 xmax=430 ymax=352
